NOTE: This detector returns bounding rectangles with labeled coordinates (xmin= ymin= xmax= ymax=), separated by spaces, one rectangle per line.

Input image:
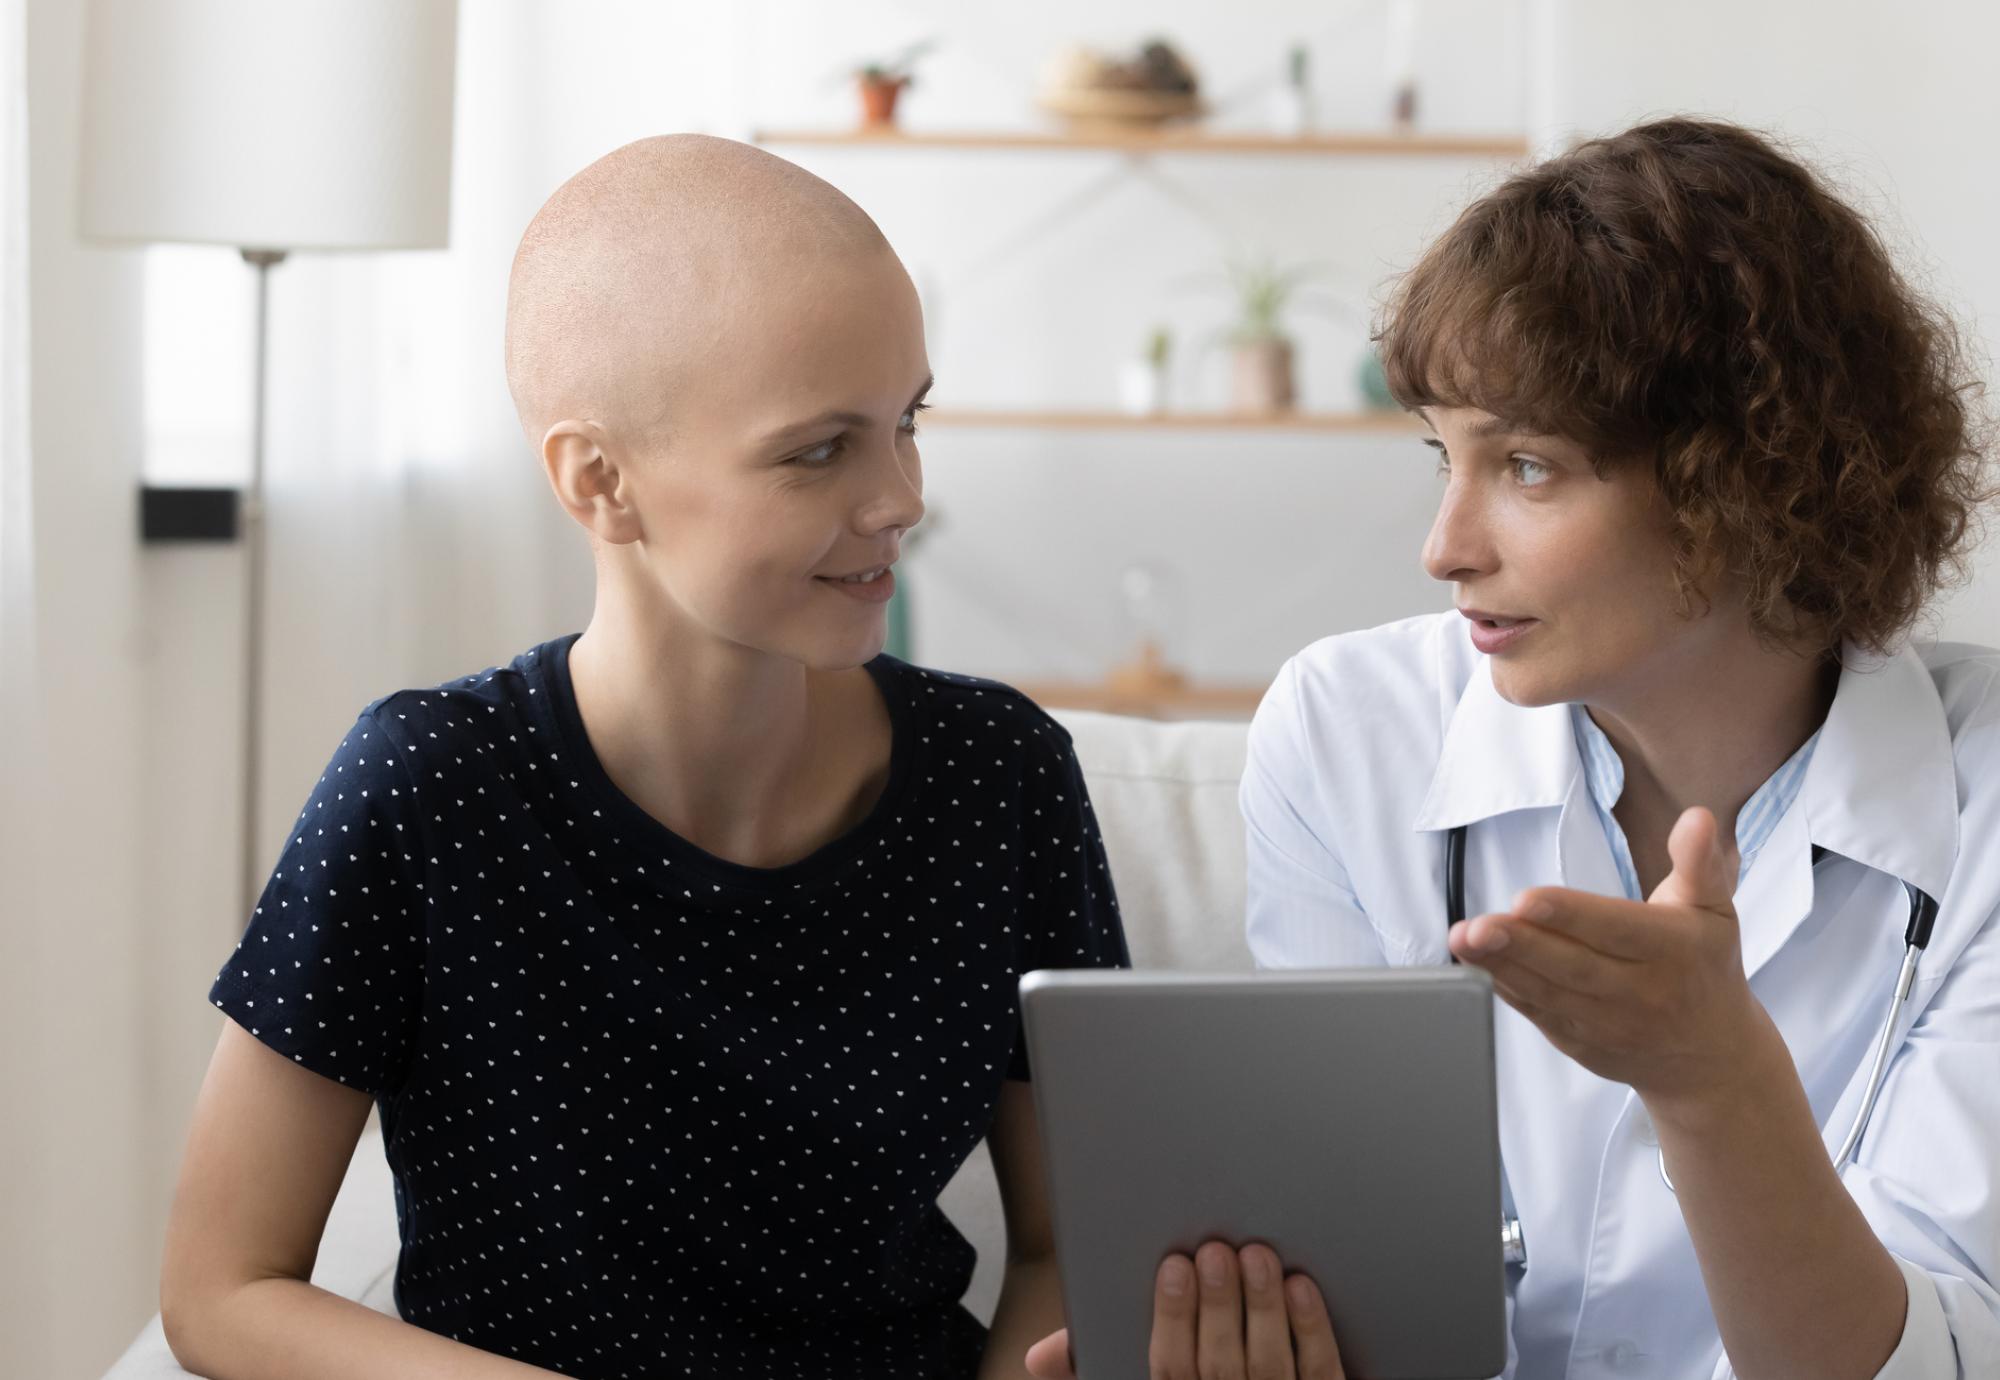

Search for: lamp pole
xmin=77 ymin=0 xmax=458 ymax=927
xmin=239 ymin=247 xmax=285 ymax=920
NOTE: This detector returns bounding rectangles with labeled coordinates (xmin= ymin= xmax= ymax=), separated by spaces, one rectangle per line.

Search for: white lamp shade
xmin=79 ymin=0 xmax=457 ymax=251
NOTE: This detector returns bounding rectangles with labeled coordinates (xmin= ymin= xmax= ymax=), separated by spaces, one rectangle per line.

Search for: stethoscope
xmin=1446 ymin=824 xmax=1940 ymax=1270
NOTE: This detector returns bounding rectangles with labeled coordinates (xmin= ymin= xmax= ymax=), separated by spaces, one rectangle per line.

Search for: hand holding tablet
xmin=1017 ymin=969 xmax=1507 ymax=1380
xmin=1025 ymin=1240 xmax=1346 ymax=1379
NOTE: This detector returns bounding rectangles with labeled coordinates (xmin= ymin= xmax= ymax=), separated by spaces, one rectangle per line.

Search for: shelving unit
xmin=759 ymin=120 xmax=1520 ymax=712
xmin=924 ymin=407 xmax=1421 ymax=434
xmin=755 ymin=127 xmax=1530 ymax=159
xmin=1017 ymin=679 xmax=1270 ymax=720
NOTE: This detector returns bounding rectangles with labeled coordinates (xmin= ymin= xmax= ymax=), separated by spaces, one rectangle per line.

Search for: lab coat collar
xmin=1798 ymin=641 xmax=1959 ymax=905
xmin=1412 ymin=654 xmax=1580 ymax=833
xmin=1735 ymin=642 xmax=1956 ymax=979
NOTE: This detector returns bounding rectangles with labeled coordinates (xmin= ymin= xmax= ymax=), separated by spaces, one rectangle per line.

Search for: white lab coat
xmin=1242 ymin=611 xmax=2000 ymax=1379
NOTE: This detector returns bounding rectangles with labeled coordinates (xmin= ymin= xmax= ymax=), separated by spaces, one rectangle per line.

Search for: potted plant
xmin=854 ymin=40 xmax=935 ymax=129
xmin=1118 ymin=325 xmax=1173 ymax=415
xmin=1208 ymin=253 xmax=1350 ymax=413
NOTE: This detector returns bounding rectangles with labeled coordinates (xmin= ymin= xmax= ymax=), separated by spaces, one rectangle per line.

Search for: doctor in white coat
xmin=1028 ymin=117 xmax=1998 ymax=1380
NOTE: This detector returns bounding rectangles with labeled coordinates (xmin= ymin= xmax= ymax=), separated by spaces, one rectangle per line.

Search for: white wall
xmin=1546 ymin=0 xmax=2000 ymax=646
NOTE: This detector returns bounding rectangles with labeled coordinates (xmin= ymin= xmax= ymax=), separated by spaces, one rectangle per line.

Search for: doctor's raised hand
xmin=1447 ymin=803 xmax=1782 ymax=1111
xmin=1450 ymin=799 xmax=1914 ymax=1378
xmin=1024 ymin=1242 xmax=1345 ymax=1380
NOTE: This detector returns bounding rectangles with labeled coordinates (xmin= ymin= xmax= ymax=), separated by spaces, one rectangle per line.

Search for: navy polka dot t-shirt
xmin=207 ymin=634 xmax=1128 ymax=1379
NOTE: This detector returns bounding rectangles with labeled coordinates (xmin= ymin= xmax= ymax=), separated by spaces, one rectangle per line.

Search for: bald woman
xmin=161 ymin=136 xmax=1128 ymax=1380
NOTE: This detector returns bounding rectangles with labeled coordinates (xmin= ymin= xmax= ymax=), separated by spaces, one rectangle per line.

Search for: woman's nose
xmin=859 ymin=446 xmax=924 ymax=536
xmin=1422 ymin=482 xmax=1491 ymax=584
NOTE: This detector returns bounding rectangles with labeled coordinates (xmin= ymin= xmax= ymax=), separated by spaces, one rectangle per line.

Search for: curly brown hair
xmin=1377 ymin=116 xmax=1995 ymax=656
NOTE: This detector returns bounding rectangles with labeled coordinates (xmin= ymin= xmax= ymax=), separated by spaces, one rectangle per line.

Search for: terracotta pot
xmin=859 ymin=76 xmax=907 ymax=128
xmin=1231 ymin=337 xmax=1296 ymax=413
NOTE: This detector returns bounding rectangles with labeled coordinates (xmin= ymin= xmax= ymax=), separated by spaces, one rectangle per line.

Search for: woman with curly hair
xmin=1029 ymin=117 xmax=1998 ymax=1379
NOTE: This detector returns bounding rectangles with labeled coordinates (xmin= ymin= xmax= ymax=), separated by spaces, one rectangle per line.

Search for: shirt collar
xmin=1412 ymin=639 xmax=1959 ymax=901
xmin=1569 ymin=703 xmax=1821 ymax=874
xmin=1412 ymin=654 xmax=1578 ymax=833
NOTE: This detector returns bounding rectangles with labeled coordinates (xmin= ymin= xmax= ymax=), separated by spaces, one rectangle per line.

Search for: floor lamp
xmin=76 ymin=0 xmax=458 ymax=922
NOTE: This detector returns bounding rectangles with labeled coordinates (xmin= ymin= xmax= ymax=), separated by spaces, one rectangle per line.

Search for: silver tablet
xmin=1019 ymin=967 xmax=1507 ymax=1380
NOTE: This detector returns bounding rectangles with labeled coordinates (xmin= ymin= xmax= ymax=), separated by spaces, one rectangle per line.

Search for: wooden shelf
xmin=1019 ymin=680 xmax=1268 ymax=720
xmin=756 ymin=127 xmax=1530 ymax=159
xmin=923 ymin=408 xmax=1420 ymax=434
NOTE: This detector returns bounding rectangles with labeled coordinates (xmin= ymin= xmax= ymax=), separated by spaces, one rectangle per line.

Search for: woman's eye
xmin=1427 ymin=445 xmax=1450 ymax=478
xmin=1513 ymin=456 xmax=1552 ymax=486
xmin=792 ymin=436 xmax=844 ymax=467
xmin=900 ymin=401 xmax=930 ymax=434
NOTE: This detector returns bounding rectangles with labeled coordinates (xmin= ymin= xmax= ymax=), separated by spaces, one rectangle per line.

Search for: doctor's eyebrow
xmin=1417 ymin=409 xmax=1554 ymax=440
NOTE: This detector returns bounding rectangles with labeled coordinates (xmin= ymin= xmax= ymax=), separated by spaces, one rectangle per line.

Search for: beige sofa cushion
xmin=1050 ymin=708 xmax=1252 ymax=972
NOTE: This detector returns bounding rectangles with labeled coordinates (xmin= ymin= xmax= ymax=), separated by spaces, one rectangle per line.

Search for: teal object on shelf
xmin=884 ymin=573 xmax=912 ymax=661
xmin=1357 ymin=347 xmax=1397 ymax=411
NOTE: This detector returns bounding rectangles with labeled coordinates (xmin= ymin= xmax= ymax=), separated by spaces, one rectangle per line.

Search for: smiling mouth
xmin=820 ymin=567 xmax=891 ymax=584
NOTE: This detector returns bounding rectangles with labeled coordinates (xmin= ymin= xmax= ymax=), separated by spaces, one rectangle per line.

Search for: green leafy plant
xmin=856 ymin=40 xmax=936 ymax=87
xmin=1165 ymin=251 xmax=1362 ymax=400
xmin=1217 ymin=252 xmax=1348 ymax=344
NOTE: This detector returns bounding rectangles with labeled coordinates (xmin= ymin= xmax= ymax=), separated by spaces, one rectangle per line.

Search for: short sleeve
xmin=1007 ymin=722 xmax=1130 ymax=1080
xmin=1240 ymin=656 xmax=1388 ymax=971
xmin=1826 ymin=891 xmax=2000 ymax=1377
xmin=1699 ymin=886 xmax=2000 ymax=1380
xmin=207 ymin=708 xmax=430 ymax=1098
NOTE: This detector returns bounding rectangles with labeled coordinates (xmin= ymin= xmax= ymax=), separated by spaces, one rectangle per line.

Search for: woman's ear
xmin=540 ymin=420 xmax=643 ymax=545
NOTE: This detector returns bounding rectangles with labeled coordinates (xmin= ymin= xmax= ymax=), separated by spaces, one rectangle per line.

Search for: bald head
xmin=504 ymin=134 xmax=894 ymax=446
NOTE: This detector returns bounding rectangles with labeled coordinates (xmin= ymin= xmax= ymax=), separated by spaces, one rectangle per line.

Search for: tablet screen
xmin=1021 ymin=967 xmax=1507 ymax=1380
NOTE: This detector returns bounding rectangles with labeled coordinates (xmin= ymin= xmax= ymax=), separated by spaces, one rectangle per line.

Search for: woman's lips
xmin=815 ymin=567 xmax=897 ymax=605
xmin=1462 ymin=612 xmax=1538 ymax=654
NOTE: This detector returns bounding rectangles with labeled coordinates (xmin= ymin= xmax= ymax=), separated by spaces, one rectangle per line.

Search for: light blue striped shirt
xmin=1569 ymin=706 xmax=1819 ymax=901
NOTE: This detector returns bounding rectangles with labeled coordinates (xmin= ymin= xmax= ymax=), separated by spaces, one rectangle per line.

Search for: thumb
xmin=1024 ymin=1327 xmax=1077 ymax=1379
xmin=1650 ymin=806 xmax=1738 ymax=914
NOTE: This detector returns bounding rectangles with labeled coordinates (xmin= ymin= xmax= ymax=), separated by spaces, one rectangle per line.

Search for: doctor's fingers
xmin=1456 ymin=915 xmax=1637 ymax=998
xmin=1149 ymin=1254 xmax=1204 ymax=1380
xmin=1195 ymin=1242 xmax=1251 ymax=1380
xmin=1506 ymin=887 xmax=1693 ymax=960
xmin=1484 ymin=984 xmax=1609 ymax=1074
xmin=1023 ymin=1328 xmax=1076 ymax=1378
xmin=1283 ymin=1274 xmax=1347 ymax=1380
xmin=1479 ymin=954 xmax=1624 ymax=1042
xmin=1238 ymin=1245 xmax=1297 ymax=1380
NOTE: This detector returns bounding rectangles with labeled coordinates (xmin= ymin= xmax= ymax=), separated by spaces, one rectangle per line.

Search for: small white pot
xmin=1118 ymin=360 xmax=1168 ymax=415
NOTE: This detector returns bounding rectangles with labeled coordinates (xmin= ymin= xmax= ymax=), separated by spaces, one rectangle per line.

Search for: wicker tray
xmin=1035 ymin=87 xmax=1206 ymax=128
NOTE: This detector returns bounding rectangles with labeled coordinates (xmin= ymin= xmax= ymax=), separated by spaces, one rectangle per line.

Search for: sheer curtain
xmin=0 ymin=0 xmax=29 ymax=719
xmin=0 ymin=0 xmax=48 ymax=1359
xmin=238 ymin=1 xmax=763 ymax=866
xmin=246 ymin=2 xmax=597 ymax=863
